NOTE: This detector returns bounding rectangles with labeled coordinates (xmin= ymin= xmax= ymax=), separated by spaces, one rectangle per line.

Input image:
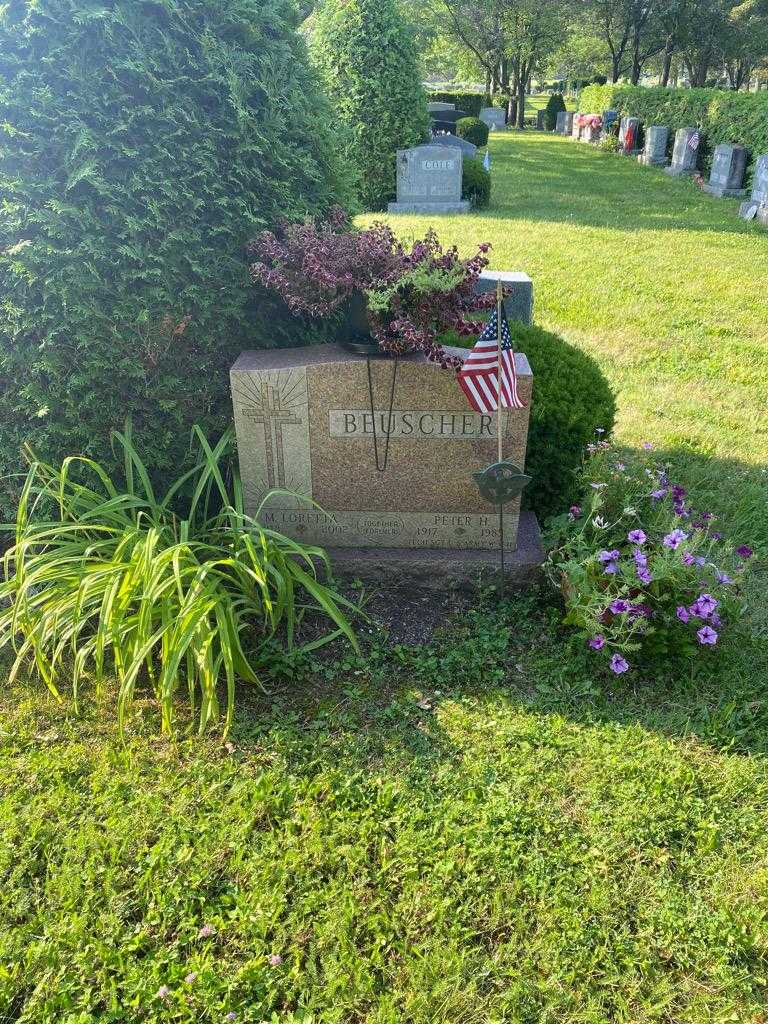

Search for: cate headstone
xmin=230 ymin=345 xmax=541 ymax=587
xmin=665 ymin=127 xmax=700 ymax=177
xmin=704 ymin=144 xmax=748 ymax=198
xmin=739 ymin=154 xmax=768 ymax=223
xmin=480 ymin=107 xmax=506 ymax=130
xmin=387 ymin=144 xmax=469 ymax=214
xmin=639 ymin=125 xmax=669 ymax=166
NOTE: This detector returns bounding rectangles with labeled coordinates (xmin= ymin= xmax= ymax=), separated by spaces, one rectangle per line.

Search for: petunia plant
xmin=545 ymin=437 xmax=754 ymax=676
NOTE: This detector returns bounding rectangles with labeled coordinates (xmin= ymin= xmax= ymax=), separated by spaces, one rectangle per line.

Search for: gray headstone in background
xmin=387 ymin=144 xmax=469 ymax=214
xmin=427 ymin=102 xmax=456 ymax=112
xmin=704 ymin=144 xmax=748 ymax=198
xmin=665 ymin=127 xmax=700 ymax=177
xmin=739 ymin=153 xmax=768 ymax=220
xmin=475 ymin=270 xmax=534 ymax=326
xmin=639 ymin=125 xmax=669 ymax=166
xmin=432 ymin=131 xmax=477 ymax=159
xmin=536 ymin=109 xmax=547 ymax=131
xmin=555 ymin=110 xmax=567 ymax=134
xmin=480 ymin=107 xmax=506 ymax=130
xmin=564 ymin=112 xmax=575 ymax=136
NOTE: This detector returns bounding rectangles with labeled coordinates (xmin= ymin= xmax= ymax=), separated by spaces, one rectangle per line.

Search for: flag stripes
xmin=457 ymin=305 xmax=525 ymax=414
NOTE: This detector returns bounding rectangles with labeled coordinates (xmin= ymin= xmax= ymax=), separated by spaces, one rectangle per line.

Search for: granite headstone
xmin=536 ymin=109 xmax=547 ymax=131
xmin=387 ymin=144 xmax=469 ymax=214
xmin=738 ymin=154 xmax=768 ymax=222
xmin=432 ymin=131 xmax=477 ymax=158
xmin=427 ymin=102 xmax=456 ymax=112
xmin=704 ymin=144 xmax=748 ymax=198
xmin=665 ymin=127 xmax=700 ymax=177
xmin=602 ymin=109 xmax=619 ymax=136
xmin=639 ymin=125 xmax=669 ymax=166
xmin=230 ymin=345 xmax=541 ymax=585
xmin=555 ymin=110 xmax=568 ymax=134
xmin=480 ymin=106 xmax=506 ymax=130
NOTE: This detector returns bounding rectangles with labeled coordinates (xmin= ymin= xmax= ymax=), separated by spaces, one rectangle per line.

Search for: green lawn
xmin=3 ymin=134 xmax=768 ymax=1023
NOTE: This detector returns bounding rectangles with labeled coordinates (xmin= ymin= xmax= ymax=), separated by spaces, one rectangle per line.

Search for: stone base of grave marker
xmin=230 ymin=344 xmax=542 ymax=589
xmin=704 ymin=182 xmax=747 ymax=198
xmin=387 ymin=200 xmax=470 ymax=214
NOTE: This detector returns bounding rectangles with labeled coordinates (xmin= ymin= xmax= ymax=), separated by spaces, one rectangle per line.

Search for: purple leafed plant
xmin=248 ymin=207 xmax=494 ymax=367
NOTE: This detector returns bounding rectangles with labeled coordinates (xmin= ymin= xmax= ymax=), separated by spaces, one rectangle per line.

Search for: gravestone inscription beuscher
xmin=231 ymin=345 xmax=539 ymax=583
xmin=704 ymin=144 xmax=748 ymax=198
xmin=739 ymin=153 xmax=768 ymax=222
xmin=387 ymin=144 xmax=469 ymax=214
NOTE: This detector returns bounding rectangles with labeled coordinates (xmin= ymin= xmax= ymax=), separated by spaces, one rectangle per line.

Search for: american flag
xmin=457 ymin=304 xmax=525 ymax=413
xmin=688 ymin=129 xmax=700 ymax=150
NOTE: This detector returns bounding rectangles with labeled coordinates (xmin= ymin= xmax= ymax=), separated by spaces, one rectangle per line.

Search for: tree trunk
xmin=661 ymin=36 xmax=674 ymax=87
xmin=500 ymin=57 xmax=510 ymax=93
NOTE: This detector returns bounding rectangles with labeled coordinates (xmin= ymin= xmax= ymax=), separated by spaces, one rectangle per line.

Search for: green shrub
xmin=456 ymin=117 xmax=490 ymax=147
xmin=427 ymin=91 xmax=488 ymax=117
xmin=461 ymin=157 xmax=491 ymax=209
xmin=515 ymin=324 xmax=616 ymax=519
xmin=0 ymin=424 xmax=360 ymax=736
xmin=312 ymin=0 xmax=428 ymax=210
xmin=461 ymin=157 xmax=491 ymax=208
xmin=545 ymin=93 xmax=567 ymax=131
xmin=580 ymin=84 xmax=768 ymax=177
xmin=0 ymin=0 xmax=352 ymax=524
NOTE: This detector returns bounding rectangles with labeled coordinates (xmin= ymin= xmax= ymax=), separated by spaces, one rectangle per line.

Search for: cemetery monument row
xmin=387 ymin=143 xmax=469 ymax=215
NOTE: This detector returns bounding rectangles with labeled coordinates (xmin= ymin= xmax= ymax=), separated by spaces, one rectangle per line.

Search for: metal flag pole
xmin=496 ymin=279 xmax=504 ymax=579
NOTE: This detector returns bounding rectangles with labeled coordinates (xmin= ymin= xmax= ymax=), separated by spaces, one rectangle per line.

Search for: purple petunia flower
xmin=589 ymin=634 xmax=606 ymax=650
xmin=650 ymin=488 xmax=667 ymax=501
xmin=681 ymin=551 xmax=695 ymax=566
xmin=569 ymin=505 xmax=582 ymax=519
xmin=672 ymin=485 xmax=687 ymax=501
xmin=609 ymin=600 xmax=630 ymax=614
xmin=697 ymin=625 xmax=718 ymax=645
xmin=696 ymin=593 xmax=718 ymax=617
xmin=610 ymin=654 xmax=630 ymax=674
xmin=598 ymin=549 xmax=620 ymax=563
xmin=663 ymin=529 xmax=688 ymax=550
xmin=736 ymin=545 xmax=754 ymax=559
xmin=628 ymin=529 xmax=647 ymax=545
xmin=694 ymin=556 xmax=706 ymax=568
xmin=676 ymin=605 xmax=690 ymax=623
xmin=636 ymin=568 xmax=653 ymax=584
xmin=604 ymin=562 xmax=618 ymax=575
xmin=716 ymin=572 xmax=733 ymax=585
xmin=711 ymin=612 xmax=722 ymax=627
xmin=633 ymin=549 xmax=648 ymax=567
xmin=629 ymin=603 xmax=652 ymax=618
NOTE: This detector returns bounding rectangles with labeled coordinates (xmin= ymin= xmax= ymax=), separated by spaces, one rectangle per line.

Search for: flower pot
xmin=340 ymin=290 xmax=393 ymax=358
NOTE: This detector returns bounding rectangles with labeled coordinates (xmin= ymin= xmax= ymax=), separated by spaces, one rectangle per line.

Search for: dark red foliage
xmin=248 ymin=207 xmax=495 ymax=367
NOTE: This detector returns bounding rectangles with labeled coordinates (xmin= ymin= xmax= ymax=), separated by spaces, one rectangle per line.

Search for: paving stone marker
xmin=387 ymin=143 xmax=469 ymax=214
xmin=704 ymin=144 xmax=748 ymax=198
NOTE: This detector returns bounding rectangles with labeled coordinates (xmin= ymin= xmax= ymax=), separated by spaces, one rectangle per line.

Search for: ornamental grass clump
xmin=545 ymin=438 xmax=754 ymax=676
xmin=249 ymin=207 xmax=492 ymax=367
xmin=0 ymin=424 xmax=359 ymax=735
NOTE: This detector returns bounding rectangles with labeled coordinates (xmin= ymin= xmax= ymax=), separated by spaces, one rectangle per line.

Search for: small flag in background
xmin=688 ymin=129 xmax=701 ymax=150
xmin=483 ymin=150 xmax=491 ymax=172
xmin=457 ymin=304 xmax=525 ymax=413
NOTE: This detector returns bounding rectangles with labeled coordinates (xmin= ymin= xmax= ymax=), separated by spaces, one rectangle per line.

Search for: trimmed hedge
xmin=461 ymin=157 xmax=491 ymax=209
xmin=580 ymin=84 xmax=768 ymax=178
xmin=457 ymin=117 xmax=490 ymax=147
xmin=427 ymin=92 xmax=488 ymax=117
xmin=312 ymin=0 xmax=428 ymax=210
xmin=0 ymin=0 xmax=352 ymax=521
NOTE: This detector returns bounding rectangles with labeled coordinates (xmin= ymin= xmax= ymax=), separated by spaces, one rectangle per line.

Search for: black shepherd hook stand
xmin=366 ymin=356 xmax=399 ymax=473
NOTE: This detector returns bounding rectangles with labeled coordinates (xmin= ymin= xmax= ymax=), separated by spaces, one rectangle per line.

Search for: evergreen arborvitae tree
xmin=311 ymin=0 xmax=429 ymax=211
xmin=0 ymin=0 xmax=352 ymax=517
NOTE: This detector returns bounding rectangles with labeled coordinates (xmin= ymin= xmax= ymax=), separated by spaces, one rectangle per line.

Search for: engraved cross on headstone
xmin=250 ymin=385 xmax=300 ymax=488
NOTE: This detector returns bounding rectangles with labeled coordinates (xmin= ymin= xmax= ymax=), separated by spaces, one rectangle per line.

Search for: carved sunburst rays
xmin=234 ymin=370 xmax=308 ymax=492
